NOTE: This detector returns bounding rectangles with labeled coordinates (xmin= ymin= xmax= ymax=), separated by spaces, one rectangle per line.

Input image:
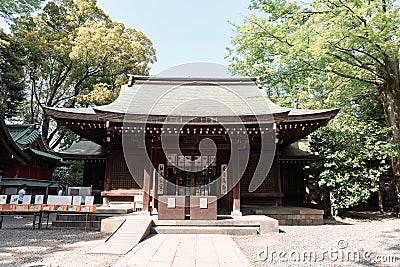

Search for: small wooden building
xmin=58 ymin=139 xmax=106 ymax=202
xmin=46 ymin=77 xmax=338 ymax=215
xmin=0 ymin=114 xmax=61 ymax=193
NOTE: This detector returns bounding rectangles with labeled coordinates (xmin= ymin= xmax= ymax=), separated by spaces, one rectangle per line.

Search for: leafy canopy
xmin=310 ymin=113 xmax=396 ymax=211
xmin=229 ymin=0 xmax=400 ymax=210
xmin=0 ymin=30 xmax=25 ymax=118
xmin=11 ymin=0 xmax=156 ymax=148
xmin=53 ymin=160 xmax=84 ymax=185
xmin=228 ymin=0 xmax=400 ymax=112
xmin=0 ymin=0 xmax=43 ymax=20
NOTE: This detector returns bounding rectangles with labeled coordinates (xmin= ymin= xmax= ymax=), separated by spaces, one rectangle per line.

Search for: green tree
xmin=0 ymin=0 xmax=43 ymax=20
xmin=310 ymin=113 xmax=396 ymax=215
xmin=12 ymin=0 xmax=156 ymax=148
xmin=77 ymin=83 xmax=119 ymax=106
xmin=0 ymin=30 xmax=25 ymax=118
xmin=229 ymin=0 xmax=400 ymax=209
xmin=53 ymin=160 xmax=84 ymax=185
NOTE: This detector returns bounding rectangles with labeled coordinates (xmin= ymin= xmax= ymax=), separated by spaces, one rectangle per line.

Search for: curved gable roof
xmin=0 ymin=114 xmax=30 ymax=163
xmin=5 ymin=122 xmax=60 ymax=161
xmin=58 ymin=140 xmax=105 ymax=160
xmin=94 ymin=77 xmax=291 ymax=118
xmin=45 ymin=76 xmax=338 ymax=124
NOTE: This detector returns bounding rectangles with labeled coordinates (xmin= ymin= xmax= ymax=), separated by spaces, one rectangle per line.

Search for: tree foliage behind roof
xmin=0 ymin=0 xmax=43 ymax=20
xmin=228 ymin=0 xmax=400 ymax=211
xmin=310 ymin=113 xmax=397 ymax=213
xmin=53 ymin=160 xmax=84 ymax=186
xmin=228 ymin=0 xmax=399 ymax=117
xmin=11 ymin=0 xmax=156 ymax=149
xmin=0 ymin=30 xmax=25 ymax=118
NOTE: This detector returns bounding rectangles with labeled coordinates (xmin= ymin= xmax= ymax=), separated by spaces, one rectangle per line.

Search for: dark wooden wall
xmin=281 ymin=161 xmax=307 ymax=204
xmin=105 ymin=152 xmax=142 ymax=190
xmin=3 ymin=158 xmax=55 ymax=181
xmin=83 ymin=160 xmax=106 ymax=191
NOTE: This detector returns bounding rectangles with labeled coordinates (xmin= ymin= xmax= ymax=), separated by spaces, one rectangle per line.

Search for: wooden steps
xmin=52 ymin=220 xmax=101 ymax=230
xmin=51 ymin=213 xmax=115 ymax=231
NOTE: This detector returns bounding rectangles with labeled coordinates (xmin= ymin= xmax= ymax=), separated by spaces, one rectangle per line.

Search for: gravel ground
xmin=234 ymin=217 xmax=400 ymax=267
xmin=0 ymin=216 xmax=122 ymax=267
xmin=1 ymin=215 xmax=399 ymax=267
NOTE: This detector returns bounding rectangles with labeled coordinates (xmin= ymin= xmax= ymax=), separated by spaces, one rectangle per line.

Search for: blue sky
xmin=97 ymin=0 xmax=253 ymax=75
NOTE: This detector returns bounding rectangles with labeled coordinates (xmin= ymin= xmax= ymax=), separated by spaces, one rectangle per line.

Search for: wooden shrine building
xmin=46 ymin=76 xmax=338 ymax=216
xmin=0 ymin=114 xmax=61 ymax=193
xmin=58 ymin=139 xmax=106 ymax=202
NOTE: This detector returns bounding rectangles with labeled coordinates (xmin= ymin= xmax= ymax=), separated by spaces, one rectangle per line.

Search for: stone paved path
xmin=90 ymin=217 xmax=152 ymax=255
xmin=115 ymin=234 xmax=251 ymax=267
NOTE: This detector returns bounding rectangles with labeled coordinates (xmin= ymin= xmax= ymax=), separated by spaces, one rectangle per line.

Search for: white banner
xmin=221 ymin=164 xmax=228 ymax=195
xmin=157 ymin=164 xmax=165 ymax=195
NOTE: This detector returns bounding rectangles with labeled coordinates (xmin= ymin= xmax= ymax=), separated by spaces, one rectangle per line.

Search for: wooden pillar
xmin=152 ymin=168 xmax=157 ymax=212
xmin=143 ymin=167 xmax=151 ymax=212
xmin=232 ymin=182 xmax=241 ymax=216
xmin=139 ymin=140 xmax=153 ymax=214
xmin=275 ymin=129 xmax=283 ymax=206
xmin=102 ymin=153 xmax=112 ymax=206
xmin=231 ymin=141 xmax=242 ymax=216
xmin=104 ymin=157 xmax=112 ymax=191
xmin=103 ymin=132 xmax=112 ymax=201
xmin=274 ymin=154 xmax=282 ymax=206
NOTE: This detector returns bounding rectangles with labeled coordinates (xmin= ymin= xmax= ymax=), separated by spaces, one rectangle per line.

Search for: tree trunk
xmin=42 ymin=114 xmax=50 ymax=144
xmin=329 ymin=191 xmax=338 ymax=217
xmin=381 ymin=67 xmax=400 ymax=211
xmin=377 ymin=179 xmax=384 ymax=214
xmin=30 ymin=86 xmax=34 ymax=124
xmin=50 ymin=133 xmax=65 ymax=150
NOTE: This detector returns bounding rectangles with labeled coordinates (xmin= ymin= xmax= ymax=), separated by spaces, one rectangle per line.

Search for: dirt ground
xmin=0 ymin=216 xmax=122 ymax=267
xmin=234 ymin=216 xmax=400 ymax=267
xmin=0 ymin=214 xmax=399 ymax=267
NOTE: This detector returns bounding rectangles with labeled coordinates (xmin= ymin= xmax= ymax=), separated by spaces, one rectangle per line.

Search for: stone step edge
xmin=151 ymin=226 xmax=259 ymax=229
xmin=150 ymin=226 xmax=259 ymax=235
xmin=52 ymin=220 xmax=102 ymax=223
xmin=152 ymin=224 xmax=260 ymax=227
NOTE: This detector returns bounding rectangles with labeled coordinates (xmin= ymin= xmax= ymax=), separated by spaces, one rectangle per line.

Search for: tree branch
xmin=30 ymin=74 xmax=45 ymax=110
xmin=337 ymin=0 xmax=367 ymax=26
xmin=327 ymin=52 xmax=379 ymax=78
xmin=253 ymin=20 xmax=294 ymax=47
xmin=300 ymin=59 xmax=381 ymax=86
xmin=50 ymin=132 xmax=65 ymax=150
xmin=47 ymin=127 xmax=58 ymax=145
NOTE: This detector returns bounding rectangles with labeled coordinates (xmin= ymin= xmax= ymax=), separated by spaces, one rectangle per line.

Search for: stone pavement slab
xmin=90 ymin=217 xmax=152 ymax=255
xmin=114 ymin=234 xmax=251 ymax=267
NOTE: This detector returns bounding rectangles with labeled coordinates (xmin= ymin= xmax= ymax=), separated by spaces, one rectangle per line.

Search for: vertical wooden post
xmin=143 ymin=167 xmax=151 ymax=212
xmin=102 ymin=128 xmax=112 ymax=207
xmin=275 ymin=154 xmax=282 ymax=206
xmin=231 ymin=141 xmax=242 ymax=216
xmin=152 ymin=168 xmax=156 ymax=212
xmin=232 ymin=182 xmax=241 ymax=216
xmin=142 ymin=145 xmax=153 ymax=214
xmin=102 ymin=151 xmax=112 ymax=206
xmin=104 ymin=157 xmax=112 ymax=191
